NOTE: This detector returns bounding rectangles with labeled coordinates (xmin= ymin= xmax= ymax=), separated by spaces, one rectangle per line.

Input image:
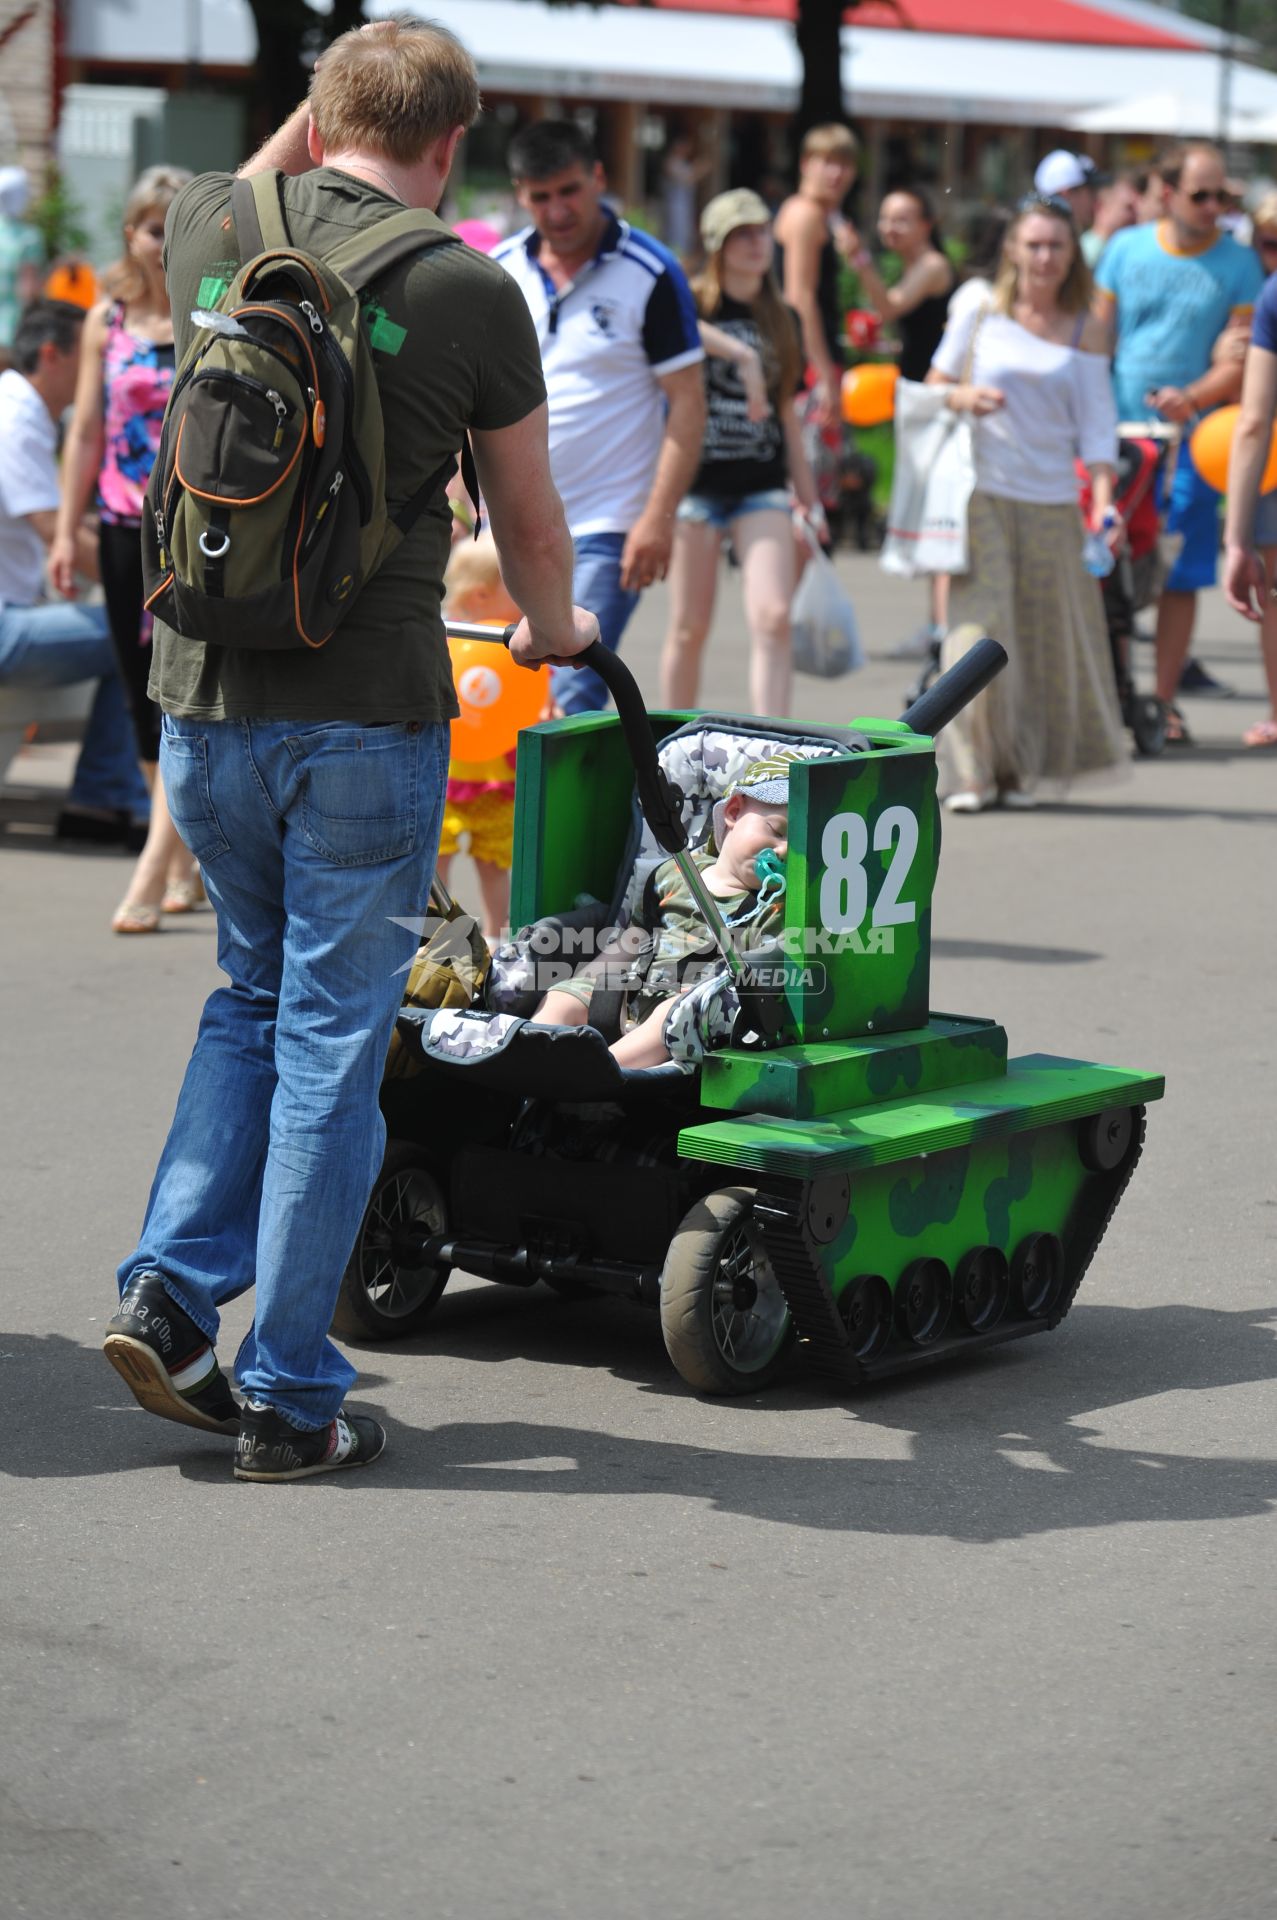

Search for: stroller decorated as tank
xmin=332 ymin=629 xmax=1164 ymax=1395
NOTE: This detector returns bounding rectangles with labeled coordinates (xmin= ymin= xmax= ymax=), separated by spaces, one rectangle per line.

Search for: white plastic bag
xmin=789 ymin=538 xmax=864 ymax=680
xmin=879 ymin=377 xmax=977 ymax=578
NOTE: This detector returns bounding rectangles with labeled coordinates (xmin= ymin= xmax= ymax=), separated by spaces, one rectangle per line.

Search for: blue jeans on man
xmin=550 ymin=531 xmax=641 ymax=716
xmin=117 ymin=713 xmax=450 ymax=1429
xmin=0 ymin=599 xmax=150 ymax=815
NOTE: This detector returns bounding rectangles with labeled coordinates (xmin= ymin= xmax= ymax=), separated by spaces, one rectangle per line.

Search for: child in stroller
xmin=530 ymin=756 xmax=793 ymax=1070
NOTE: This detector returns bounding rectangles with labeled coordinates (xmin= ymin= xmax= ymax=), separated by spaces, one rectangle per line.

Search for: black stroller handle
xmin=900 ymin=635 xmax=1007 ymax=739
xmin=444 ymin=620 xmax=688 ymax=855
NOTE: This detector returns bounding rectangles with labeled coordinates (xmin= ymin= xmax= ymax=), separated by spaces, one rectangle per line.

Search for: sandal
xmin=1163 ymin=703 xmax=1193 ymax=747
xmin=161 ymin=875 xmax=205 ymax=913
xmin=112 ymin=900 xmax=161 ymax=935
xmin=1242 ymin=718 xmax=1277 ymax=749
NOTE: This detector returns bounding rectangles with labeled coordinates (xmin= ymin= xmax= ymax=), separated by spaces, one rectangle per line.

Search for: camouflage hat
xmin=726 ymin=753 xmax=800 ymax=807
xmin=713 ymin=750 xmax=802 ymax=850
xmin=700 ymin=188 xmax=772 ymax=257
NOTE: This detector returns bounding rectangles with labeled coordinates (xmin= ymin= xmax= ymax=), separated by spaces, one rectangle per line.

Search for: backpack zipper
xmin=300 ymin=299 xmax=374 ymax=524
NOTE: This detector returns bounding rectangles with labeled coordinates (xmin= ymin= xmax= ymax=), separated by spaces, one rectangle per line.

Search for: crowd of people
xmin=4 ymin=16 xmax=1277 ymax=1478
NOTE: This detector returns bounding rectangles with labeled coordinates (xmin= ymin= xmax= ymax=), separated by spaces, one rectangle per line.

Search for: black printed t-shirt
xmin=150 ymin=169 xmax=546 ymax=723
xmin=690 ymin=294 xmax=801 ymax=501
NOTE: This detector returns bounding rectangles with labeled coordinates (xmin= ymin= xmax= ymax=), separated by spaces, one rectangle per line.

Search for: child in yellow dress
xmin=438 ymin=534 xmax=523 ymax=941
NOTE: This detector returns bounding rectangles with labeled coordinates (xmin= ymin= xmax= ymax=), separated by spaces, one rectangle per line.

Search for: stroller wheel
xmin=1131 ymin=694 xmax=1168 ymax=757
xmin=660 ymin=1187 xmax=793 ymax=1394
xmin=332 ymin=1142 xmax=451 ymax=1340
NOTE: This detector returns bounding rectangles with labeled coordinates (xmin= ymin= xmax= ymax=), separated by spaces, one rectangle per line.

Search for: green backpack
xmin=142 ymin=170 xmax=472 ymax=652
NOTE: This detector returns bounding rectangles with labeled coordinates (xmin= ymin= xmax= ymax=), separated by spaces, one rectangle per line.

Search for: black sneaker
xmin=233 ymin=1400 xmax=387 ymax=1482
xmin=104 ymin=1272 xmax=240 ymax=1435
xmin=1178 ymin=658 xmax=1236 ymax=699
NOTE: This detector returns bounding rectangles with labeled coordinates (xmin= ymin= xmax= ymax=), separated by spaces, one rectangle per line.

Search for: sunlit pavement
xmin=2 ymin=552 xmax=1274 ymax=1920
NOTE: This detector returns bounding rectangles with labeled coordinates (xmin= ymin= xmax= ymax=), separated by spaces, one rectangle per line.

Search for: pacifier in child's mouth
xmin=752 ymin=846 xmax=786 ymax=909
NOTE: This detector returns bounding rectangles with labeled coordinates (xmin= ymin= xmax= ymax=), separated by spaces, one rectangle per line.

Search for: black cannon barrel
xmin=445 ymin=621 xmax=687 ymax=854
xmin=900 ymin=635 xmax=1008 ymax=739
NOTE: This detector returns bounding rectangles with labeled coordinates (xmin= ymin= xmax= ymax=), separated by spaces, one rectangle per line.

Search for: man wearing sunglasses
xmin=1094 ymin=142 xmax=1262 ymax=740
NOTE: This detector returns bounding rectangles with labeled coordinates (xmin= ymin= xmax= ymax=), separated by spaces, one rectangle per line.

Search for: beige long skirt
xmin=939 ymin=491 xmax=1128 ymax=799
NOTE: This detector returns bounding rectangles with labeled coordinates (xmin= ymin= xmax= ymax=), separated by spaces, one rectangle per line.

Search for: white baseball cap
xmin=1033 ymin=150 xmax=1101 ymax=197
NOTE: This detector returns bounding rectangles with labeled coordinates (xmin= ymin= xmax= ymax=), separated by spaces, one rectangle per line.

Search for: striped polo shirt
xmin=496 ymin=210 xmax=703 ymax=537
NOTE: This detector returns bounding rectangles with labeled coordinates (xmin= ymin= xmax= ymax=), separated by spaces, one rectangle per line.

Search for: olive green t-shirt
xmin=149 ymin=169 xmax=547 ymax=722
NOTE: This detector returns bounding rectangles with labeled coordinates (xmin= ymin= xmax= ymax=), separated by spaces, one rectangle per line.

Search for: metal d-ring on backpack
xmin=142 ymin=168 xmax=475 ymax=651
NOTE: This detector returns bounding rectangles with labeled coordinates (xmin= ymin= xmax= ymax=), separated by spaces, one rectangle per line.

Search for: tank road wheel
xmin=1078 ymin=1106 xmax=1134 ymax=1172
xmin=331 ymin=1144 xmax=451 ymax=1341
xmin=1010 ymin=1232 xmax=1065 ymax=1320
xmin=954 ymin=1246 xmax=1010 ymax=1334
xmin=837 ymin=1274 xmax=893 ymax=1363
xmin=660 ymin=1187 xmax=794 ymax=1395
xmin=895 ymin=1257 xmax=953 ymax=1347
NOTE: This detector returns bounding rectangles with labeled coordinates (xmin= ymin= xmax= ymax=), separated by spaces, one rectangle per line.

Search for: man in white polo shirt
xmin=498 ymin=121 xmax=706 ymax=713
xmin=0 ymin=299 xmax=148 ymax=834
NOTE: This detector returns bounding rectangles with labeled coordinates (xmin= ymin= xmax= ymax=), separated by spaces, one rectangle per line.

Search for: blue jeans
xmin=118 ymin=714 xmax=450 ymax=1429
xmin=552 ymin=531 xmax=640 ymax=716
xmin=0 ymin=600 xmax=150 ymax=815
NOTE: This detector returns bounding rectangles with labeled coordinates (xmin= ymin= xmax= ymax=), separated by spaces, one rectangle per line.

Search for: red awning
xmin=626 ymin=0 xmax=1201 ymax=51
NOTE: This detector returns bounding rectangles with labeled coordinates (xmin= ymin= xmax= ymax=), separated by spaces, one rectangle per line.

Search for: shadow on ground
xmin=5 ymin=1298 xmax=1276 ymax=1544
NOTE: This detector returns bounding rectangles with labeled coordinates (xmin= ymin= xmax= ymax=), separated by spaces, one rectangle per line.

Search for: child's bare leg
xmin=474 ymin=858 xmax=510 ymax=943
xmin=610 ymin=997 xmax=676 ymax=1069
xmin=532 ymin=990 xmax=590 ymax=1027
xmin=434 ymin=853 xmax=453 ymax=884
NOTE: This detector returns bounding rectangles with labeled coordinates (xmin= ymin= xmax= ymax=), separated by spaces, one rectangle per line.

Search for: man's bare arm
xmin=239 ymin=100 xmax=313 ymax=179
xmin=29 ymin=508 xmax=98 ymax=585
xmin=620 ymin=362 xmax=706 ymax=591
xmin=471 ymin=403 xmax=598 ymax=665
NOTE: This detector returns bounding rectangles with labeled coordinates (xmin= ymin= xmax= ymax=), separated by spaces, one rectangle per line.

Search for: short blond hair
xmin=310 ymin=14 xmax=481 ymax=165
xmin=444 ymin=531 xmax=503 ymax=607
xmin=801 ymin=123 xmax=859 ymax=164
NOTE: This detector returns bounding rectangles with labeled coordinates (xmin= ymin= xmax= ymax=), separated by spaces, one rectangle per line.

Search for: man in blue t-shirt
xmin=1222 ymin=270 xmax=1277 ymax=744
xmin=498 ymin=121 xmax=705 ymax=715
xmin=1095 ymin=142 xmax=1262 ymax=736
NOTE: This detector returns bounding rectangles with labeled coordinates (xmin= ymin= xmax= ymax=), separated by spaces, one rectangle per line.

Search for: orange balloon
xmin=448 ymin=631 xmax=549 ymax=761
xmin=44 ymin=259 xmax=99 ymax=310
xmin=1189 ymin=405 xmax=1238 ymax=493
xmin=842 ymin=361 xmax=898 ymax=428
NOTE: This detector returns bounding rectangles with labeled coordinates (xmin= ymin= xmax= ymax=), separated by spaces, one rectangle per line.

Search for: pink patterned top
xmin=98 ymin=303 xmax=175 ymax=524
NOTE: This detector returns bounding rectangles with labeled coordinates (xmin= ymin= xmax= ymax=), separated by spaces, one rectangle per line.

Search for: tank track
xmin=753 ymin=1105 xmax=1147 ymax=1387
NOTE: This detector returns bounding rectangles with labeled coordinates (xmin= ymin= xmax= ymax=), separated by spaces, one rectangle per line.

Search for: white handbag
xmin=879 ymin=380 xmax=977 ymax=577
xmin=880 ymin=303 xmax=987 ymax=578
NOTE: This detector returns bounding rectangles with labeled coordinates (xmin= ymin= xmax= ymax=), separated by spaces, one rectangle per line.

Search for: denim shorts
xmin=1255 ymin=487 xmax=1277 ymax=549
xmin=676 ymin=487 xmax=792 ymax=530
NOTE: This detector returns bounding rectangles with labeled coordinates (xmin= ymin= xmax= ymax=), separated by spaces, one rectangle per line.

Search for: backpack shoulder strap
xmin=322 ymin=209 xmax=457 ymax=292
xmin=230 ymin=170 xmax=290 ymax=260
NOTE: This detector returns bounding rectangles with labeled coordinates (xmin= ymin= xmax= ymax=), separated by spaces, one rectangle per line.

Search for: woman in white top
xmin=928 ymin=194 xmax=1125 ymax=809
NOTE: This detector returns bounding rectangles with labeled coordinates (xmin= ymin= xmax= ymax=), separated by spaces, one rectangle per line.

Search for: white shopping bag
xmin=880 ymin=378 xmax=977 ymax=578
xmin=789 ymin=535 xmax=864 ymax=680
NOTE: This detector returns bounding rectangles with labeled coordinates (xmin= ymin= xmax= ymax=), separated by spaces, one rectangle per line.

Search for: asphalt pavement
xmin=2 ymin=554 xmax=1275 ymax=1920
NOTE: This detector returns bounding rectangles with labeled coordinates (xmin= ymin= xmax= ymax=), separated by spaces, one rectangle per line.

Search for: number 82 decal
xmin=818 ymin=806 xmax=919 ymax=932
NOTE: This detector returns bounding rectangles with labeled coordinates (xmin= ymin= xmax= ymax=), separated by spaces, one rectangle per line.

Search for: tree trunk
xmin=243 ymin=0 xmax=366 ymax=152
xmin=794 ymin=0 xmax=847 ymax=141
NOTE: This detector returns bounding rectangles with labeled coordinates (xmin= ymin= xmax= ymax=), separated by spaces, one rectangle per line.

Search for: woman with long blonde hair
xmin=51 ymin=164 xmax=199 ymax=930
xmin=659 ymin=188 xmax=823 ymax=716
xmin=926 ymin=193 xmax=1126 ymax=809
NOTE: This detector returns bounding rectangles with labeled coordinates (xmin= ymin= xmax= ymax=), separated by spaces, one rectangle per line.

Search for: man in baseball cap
xmin=1033 ymin=150 xmax=1104 ymax=232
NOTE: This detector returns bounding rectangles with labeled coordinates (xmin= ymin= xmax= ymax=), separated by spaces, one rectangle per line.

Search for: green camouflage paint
xmin=814 ymin=1121 xmax=1094 ymax=1309
xmin=782 ymin=729 xmax=938 ymax=1045
xmin=699 ymin=1016 xmax=1008 ymax=1118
